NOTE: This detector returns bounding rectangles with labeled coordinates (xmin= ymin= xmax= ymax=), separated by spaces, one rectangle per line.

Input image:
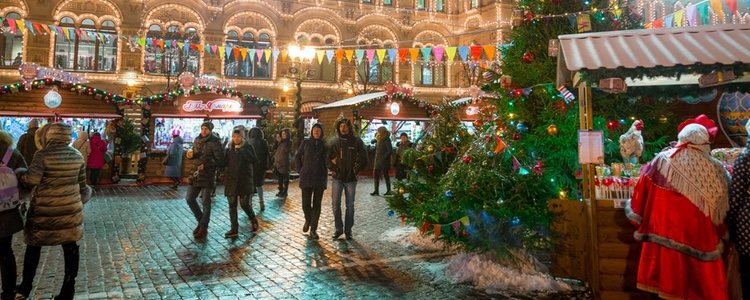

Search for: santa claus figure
xmin=626 ymin=116 xmax=729 ymax=300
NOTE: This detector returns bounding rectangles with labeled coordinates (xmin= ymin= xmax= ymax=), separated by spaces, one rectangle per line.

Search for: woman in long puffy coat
xmin=164 ymin=135 xmax=184 ymax=189
xmin=16 ymin=122 xmax=89 ymax=300
xmin=0 ymin=130 xmax=27 ymax=300
xmin=223 ymin=126 xmax=259 ymax=238
xmin=273 ymin=128 xmax=292 ymax=198
xmin=295 ymin=123 xmax=327 ymax=240
xmin=249 ymin=127 xmax=269 ymax=211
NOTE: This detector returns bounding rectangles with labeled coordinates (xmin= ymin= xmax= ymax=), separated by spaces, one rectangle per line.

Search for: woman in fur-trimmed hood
xmin=626 ymin=117 xmax=729 ymax=300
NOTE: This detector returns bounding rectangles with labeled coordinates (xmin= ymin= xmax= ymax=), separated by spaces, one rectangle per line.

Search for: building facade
xmin=0 ymin=0 xmax=515 ymax=109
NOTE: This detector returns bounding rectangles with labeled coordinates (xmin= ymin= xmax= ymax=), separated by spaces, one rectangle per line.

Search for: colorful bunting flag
xmin=15 ymin=19 xmax=25 ymax=35
xmin=240 ymin=48 xmax=248 ymax=61
xmin=247 ymin=49 xmax=255 ymax=62
xmin=256 ymin=49 xmax=264 ymax=62
xmin=457 ymin=46 xmax=469 ymax=62
xmin=710 ymin=0 xmax=725 ymax=22
xmin=420 ymin=47 xmax=431 ymax=64
xmin=664 ymin=14 xmax=674 ymax=28
xmin=433 ymin=224 xmax=441 ymax=237
xmin=686 ymin=5 xmax=697 ymax=26
xmin=326 ymin=50 xmax=334 ymax=63
xmin=459 ymin=216 xmax=470 ymax=226
xmin=387 ymin=48 xmax=397 ymax=64
xmin=376 ymin=49 xmax=386 ymax=65
xmin=398 ymin=48 xmax=408 ymax=63
xmin=482 ymin=45 xmax=496 ymax=61
xmin=445 ymin=47 xmax=457 ymax=63
xmin=674 ymin=10 xmax=685 ymax=27
xmin=698 ymin=2 xmax=710 ymax=25
xmin=433 ymin=47 xmax=444 ymax=64
xmin=451 ymin=221 xmax=460 ymax=234
xmin=281 ymin=49 xmax=288 ymax=63
xmin=365 ymin=49 xmax=376 ymax=63
xmin=345 ymin=50 xmax=354 ymax=63
xmin=264 ymin=49 xmax=272 ymax=63
xmin=25 ymin=21 xmax=35 ymax=35
xmin=354 ymin=49 xmax=365 ymax=64
xmin=232 ymin=47 xmax=240 ymax=61
xmin=273 ymin=48 xmax=280 ymax=62
xmin=335 ymin=49 xmax=344 ymax=64
xmin=470 ymin=45 xmax=482 ymax=61
xmin=576 ymin=14 xmax=592 ymax=32
xmin=728 ymin=0 xmax=738 ymax=14
xmin=218 ymin=46 xmax=225 ymax=60
xmin=316 ymin=49 xmax=325 ymax=64
xmin=409 ymin=48 xmax=419 ymax=62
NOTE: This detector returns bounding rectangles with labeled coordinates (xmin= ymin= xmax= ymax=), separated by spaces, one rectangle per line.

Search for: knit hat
xmin=232 ymin=125 xmax=248 ymax=139
xmin=28 ymin=118 xmax=39 ymax=129
xmin=201 ymin=121 xmax=214 ymax=131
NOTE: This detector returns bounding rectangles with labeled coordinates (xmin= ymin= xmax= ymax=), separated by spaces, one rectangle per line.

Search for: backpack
xmin=0 ymin=147 xmax=20 ymax=212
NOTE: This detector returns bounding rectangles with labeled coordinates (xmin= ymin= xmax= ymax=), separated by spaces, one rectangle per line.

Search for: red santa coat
xmin=626 ymin=140 xmax=730 ymax=300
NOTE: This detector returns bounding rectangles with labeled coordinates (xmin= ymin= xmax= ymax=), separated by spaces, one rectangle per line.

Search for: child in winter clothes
xmin=273 ymin=129 xmax=292 ymax=198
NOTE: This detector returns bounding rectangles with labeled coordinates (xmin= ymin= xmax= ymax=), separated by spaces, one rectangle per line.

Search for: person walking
xmin=393 ymin=133 xmax=414 ymax=181
xmin=0 ymin=130 xmax=27 ymax=300
xmin=72 ymin=130 xmax=89 ymax=166
xmin=86 ymin=132 xmax=107 ymax=186
xmin=223 ymin=126 xmax=259 ymax=238
xmin=327 ymin=118 xmax=367 ymax=240
xmin=164 ymin=135 xmax=184 ymax=189
xmin=273 ymin=128 xmax=292 ymax=198
xmin=296 ymin=123 xmax=327 ymax=240
xmin=15 ymin=122 xmax=90 ymax=300
xmin=371 ymin=126 xmax=392 ymax=196
xmin=729 ymin=120 xmax=750 ymax=299
xmin=249 ymin=127 xmax=269 ymax=211
xmin=17 ymin=119 xmax=39 ymax=167
xmin=185 ymin=122 xmax=224 ymax=239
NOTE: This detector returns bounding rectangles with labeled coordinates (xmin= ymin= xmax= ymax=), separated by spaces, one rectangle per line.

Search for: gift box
xmin=598 ymin=78 xmax=627 ymax=93
xmin=699 ymin=70 xmax=736 ymax=88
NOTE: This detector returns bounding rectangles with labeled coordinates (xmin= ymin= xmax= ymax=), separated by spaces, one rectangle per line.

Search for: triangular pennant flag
xmin=698 ymin=2 xmax=710 ymax=25
xmin=445 ymin=47 xmax=457 ymax=63
xmin=256 ymin=49 xmax=263 ymax=61
xmin=211 ymin=45 xmax=218 ymax=55
xmin=25 ymin=21 xmax=35 ymax=35
xmin=653 ymin=18 xmax=664 ymax=28
xmin=316 ymin=49 xmax=325 ymax=64
xmin=512 ymin=156 xmax=521 ymax=172
xmin=197 ymin=44 xmax=204 ymax=54
xmin=98 ymin=33 xmax=106 ymax=43
xmin=354 ymin=49 xmax=365 ymax=64
xmin=335 ymin=49 xmax=344 ymax=64
xmin=459 ymin=216 xmax=470 ymax=226
xmin=57 ymin=27 xmax=67 ymax=39
xmin=69 ymin=29 xmax=78 ymax=41
xmin=470 ymin=45 xmax=482 ymax=61
xmin=664 ymin=14 xmax=674 ymax=28
xmin=232 ymin=47 xmax=240 ymax=61
xmin=326 ymin=50 xmax=334 ymax=63
xmin=433 ymin=47 xmax=445 ymax=64
xmin=345 ymin=50 xmax=354 ymax=63
xmin=76 ymin=29 xmax=85 ymax=41
xmin=457 ymin=46 xmax=469 ymax=62
xmin=184 ymin=42 xmax=190 ymax=53
xmin=281 ymin=49 xmax=288 ymax=63
xmin=728 ymin=0 xmax=738 ymax=13
xmin=420 ymin=47 xmax=431 ymax=64
xmin=41 ymin=23 xmax=51 ymax=35
xmin=433 ymin=224 xmax=441 ymax=237
xmin=387 ymin=48 xmax=398 ymax=64
xmin=409 ymin=48 xmax=419 ymax=62
xmin=88 ymin=31 xmax=97 ymax=41
xmin=482 ymin=45 xmax=496 ymax=61
xmin=145 ymin=37 xmax=152 ymax=47
xmin=710 ymin=0 xmax=724 ymax=23
xmin=494 ymin=137 xmax=506 ymax=154
xmin=452 ymin=221 xmax=461 ymax=234
xmin=240 ymin=48 xmax=248 ymax=61
xmin=376 ymin=49 xmax=386 ymax=65
xmin=177 ymin=42 xmax=185 ymax=51
xmin=272 ymin=48 xmax=280 ymax=62
xmin=420 ymin=222 xmax=430 ymax=235
xmin=204 ymin=43 xmax=211 ymax=54
xmin=247 ymin=49 xmax=255 ymax=62
xmin=686 ymin=5 xmax=697 ymax=26
xmin=171 ymin=40 xmax=177 ymax=48
xmin=576 ymin=14 xmax=592 ymax=32
xmin=218 ymin=46 xmax=225 ymax=60
xmin=674 ymin=9 xmax=685 ymax=27
xmin=264 ymin=49 xmax=272 ymax=63
xmin=365 ymin=49 xmax=376 ymax=63
xmin=398 ymin=48 xmax=408 ymax=63
xmin=568 ymin=15 xmax=577 ymax=27
xmin=15 ymin=19 xmax=25 ymax=34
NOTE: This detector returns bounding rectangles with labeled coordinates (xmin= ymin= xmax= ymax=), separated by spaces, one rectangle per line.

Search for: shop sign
xmin=20 ymin=64 xmax=88 ymax=85
xmin=44 ymin=89 xmax=62 ymax=108
xmin=182 ymin=99 xmax=243 ymax=113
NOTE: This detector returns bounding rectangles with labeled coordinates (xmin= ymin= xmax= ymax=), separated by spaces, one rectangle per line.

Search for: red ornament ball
xmin=462 ymin=155 xmax=472 ymax=164
xmin=427 ymin=165 xmax=434 ymax=172
xmin=606 ymin=120 xmax=620 ymax=131
xmin=473 ymin=120 xmax=484 ymax=128
xmin=512 ymin=133 xmax=521 ymax=140
xmin=511 ymin=88 xmax=523 ymax=98
xmin=522 ymin=52 xmax=535 ymax=64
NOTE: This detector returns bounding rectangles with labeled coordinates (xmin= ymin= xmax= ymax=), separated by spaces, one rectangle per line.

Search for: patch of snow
xmin=446 ymin=252 xmax=573 ymax=294
xmin=379 ymin=226 xmax=452 ymax=252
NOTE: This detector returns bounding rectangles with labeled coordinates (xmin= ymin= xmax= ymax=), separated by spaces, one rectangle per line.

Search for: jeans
xmin=186 ymin=185 xmax=213 ymax=228
xmin=228 ymin=195 xmax=255 ymax=230
xmin=301 ymin=187 xmax=324 ymax=232
xmin=0 ymin=236 xmax=16 ymax=300
xmin=373 ymin=167 xmax=391 ymax=193
xmin=331 ymin=179 xmax=357 ymax=234
xmin=18 ymin=242 xmax=79 ymax=299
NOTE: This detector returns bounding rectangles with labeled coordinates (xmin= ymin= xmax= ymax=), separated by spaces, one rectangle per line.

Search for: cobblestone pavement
xmin=4 ymin=179 xmax=586 ymax=299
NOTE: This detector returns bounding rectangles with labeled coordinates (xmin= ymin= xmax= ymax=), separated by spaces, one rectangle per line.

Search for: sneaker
xmin=332 ymin=231 xmax=343 ymax=239
xmin=303 ymin=221 xmax=310 ymax=233
xmin=224 ymin=230 xmax=238 ymax=238
xmin=370 ymin=192 xmax=379 ymax=196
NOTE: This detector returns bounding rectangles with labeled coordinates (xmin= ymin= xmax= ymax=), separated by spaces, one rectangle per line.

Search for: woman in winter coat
xmin=86 ymin=132 xmax=107 ymax=186
xmin=393 ymin=132 xmax=414 ymax=180
xmin=223 ymin=126 xmax=259 ymax=238
xmin=273 ymin=128 xmax=292 ymax=198
xmin=16 ymin=122 xmax=89 ymax=300
xmin=249 ymin=127 xmax=269 ymax=211
xmin=295 ymin=123 xmax=327 ymax=240
xmin=0 ymin=130 xmax=27 ymax=300
xmin=164 ymin=135 xmax=184 ymax=189
xmin=72 ymin=130 xmax=89 ymax=166
xmin=371 ymin=126 xmax=393 ymax=196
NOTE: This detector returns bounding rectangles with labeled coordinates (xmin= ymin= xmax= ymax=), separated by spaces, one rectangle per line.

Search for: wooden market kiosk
xmin=314 ymin=91 xmax=435 ymax=172
xmin=451 ymin=96 xmax=493 ymax=133
xmin=141 ymin=92 xmax=274 ymax=184
xmin=0 ymin=80 xmax=123 ymax=184
xmin=554 ymin=24 xmax=750 ymax=299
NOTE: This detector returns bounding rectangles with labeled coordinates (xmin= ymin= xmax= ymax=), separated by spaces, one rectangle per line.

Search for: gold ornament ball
xmin=546 ymin=124 xmax=558 ymax=136
xmin=493 ymin=118 xmax=503 ymax=127
xmin=427 ymin=145 xmax=434 ymax=152
xmin=473 ymin=120 xmax=484 ymax=128
xmin=399 ymin=187 xmax=405 ymax=194
xmin=658 ymin=115 xmax=668 ymax=124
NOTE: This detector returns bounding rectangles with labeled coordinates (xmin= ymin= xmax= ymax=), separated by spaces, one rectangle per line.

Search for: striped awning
xmin=301 ymin=101 xmax=326 ymax=113
xmin=559 ymin=24 xmax=750 ymax=72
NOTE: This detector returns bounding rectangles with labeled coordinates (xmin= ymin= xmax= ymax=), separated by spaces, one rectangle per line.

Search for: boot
xmin=194 ymin=225 xmax=207 ymax=239
xmin=224 ymin=229 xmax=238 ymax=238
xmin=310 ymin=230 xmax=319 ymax=240
xmin=259 ymin=199 xmax=265 ymax=211
xmin=55 ymin=244 xmax=79 ymax=300
xmin=251 ymin=217 xmax=259 ymax=232
xmin=303 ymin=221 xmax=310 ymax=233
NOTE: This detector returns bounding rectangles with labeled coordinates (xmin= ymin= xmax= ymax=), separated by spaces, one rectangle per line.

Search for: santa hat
xmin=677 ymin=114 xmax=717 ymax=141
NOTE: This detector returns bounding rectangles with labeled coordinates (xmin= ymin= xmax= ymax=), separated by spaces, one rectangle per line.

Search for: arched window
xmin=357 ymin=42 xmax=393 ymax=84
xmin=1 ymin=12 xmax=24 ymax=67
xmin=144 ymin=24 xmax=200 ymax=75
xmin=436 ymin=0 xmax=444 ymax=12
xmin=223 ymin=31 xmax=271 ymax=79
xmin=414 ymin=51 xmax=445 ymax=86
xmin=53 ymin=17 xmax=118 ymax=72
xmin=416 ymin=0 xmax=425 ymax=10
xmin=383 ymin=0 xmax=392 ymax=5
xmin=304 ymin=37 xmax=336 ymax=82
xmin=471 ymin=0 xmax=479 ymax=9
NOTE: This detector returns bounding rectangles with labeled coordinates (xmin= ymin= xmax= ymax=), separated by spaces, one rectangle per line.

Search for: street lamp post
xmin=286 ymin=45 xmax=316 ymax=148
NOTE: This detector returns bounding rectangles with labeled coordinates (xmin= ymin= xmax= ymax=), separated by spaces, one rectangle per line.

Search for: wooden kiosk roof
xmin=0 ymin=82 xmax=121 ymax=118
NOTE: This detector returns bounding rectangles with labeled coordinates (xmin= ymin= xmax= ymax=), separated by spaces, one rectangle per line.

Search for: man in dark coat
xmin=327 ymin=118 xmax=367 ymax=240
xmin=371 ymin=126 xmax=393 ymax=196
xmin=186 ymin=121 xmax=224 ymax=239
xmin=393 ymin=132 xmax=414 ymax=180
xmin=296 ymin=123 xmax=327 ymax=240
xmin=273 ymin=128 xmax=292 ymax=198
xmin=249 ymin=127 xmax=269 ymax=211
xmin=223 ymin=126 xmax=258 ymax=238
xmin=17 ymin=118 xmax=39 ymax=166
xmin=16 ymin=122 xmax=89 ymax=300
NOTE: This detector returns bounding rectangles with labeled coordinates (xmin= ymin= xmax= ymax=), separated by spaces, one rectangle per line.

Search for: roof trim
xmin=314 ymin=92 xmax=388 ymax=110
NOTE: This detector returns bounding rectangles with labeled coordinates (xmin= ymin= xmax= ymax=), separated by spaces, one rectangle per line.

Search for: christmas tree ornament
xmin=398 ymin=187 xmax=405 ymax=194
xmin=659 ymin=115 xmax=668 ymax=124
xmin=522 ymin=51 xmax=535 ymax=63
xmin=444 ymin=190 xmax=453 ymax=198
xmin=493 ymin=118 xmax=503 ymax=127
xmin=495 ymin=127 xmax=505 ymax=136
xmin=427 ymin=165 xmax=434 ymax=172
xmin=606 ymin=120 xmax=620 ymax=131
xmin=512 ymin=133 xmax=521 ymax=140
xmin=516 ymin=122 xmax=530 ymax=133
xmin=546 ymin=124 xmax=558 ymax=136
xmin=387 ymin=210 xmax=395 ymax=217
xmin=462 ymin=155 xmax=472 ymax=164
xmin=427 ymin=145 xmax=435 ymax=152
xmin=533 ymin=159 xmax=544 ymax=174
xmin=473 ymin=119 xmax=483 ymax=128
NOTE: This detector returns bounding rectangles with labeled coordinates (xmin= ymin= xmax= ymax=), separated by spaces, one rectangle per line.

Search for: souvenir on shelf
xmin=595 ymin=163 xmax=640 ymax=200
xmin=711 ymin=147 xmax=743 ymax=175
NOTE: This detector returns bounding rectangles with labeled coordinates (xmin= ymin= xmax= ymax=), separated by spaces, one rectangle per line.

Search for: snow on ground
xmin=381 ymin=226 xmax=577 ymax=295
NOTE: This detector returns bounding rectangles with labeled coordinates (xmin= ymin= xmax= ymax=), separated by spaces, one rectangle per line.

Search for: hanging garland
xmin=135 ymin=85 xmax=276 ymax=109
xmin=580 ymin=63 xmax=750 ymax=84
xmin=0 ymin=79 xmax=129 ymax=105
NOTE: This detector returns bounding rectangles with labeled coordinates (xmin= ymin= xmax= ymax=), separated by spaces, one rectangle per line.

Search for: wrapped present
xmin=598 ymin=78 xmax=627 ymax=93
xmin=699 ymin=70 xmax=736 ymax=88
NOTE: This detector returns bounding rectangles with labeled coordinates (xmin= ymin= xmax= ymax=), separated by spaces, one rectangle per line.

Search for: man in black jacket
xmin=185 ymin=121 xmax=224 ymax=239
xmin=327 ymin=118 xmax=367 ymax=240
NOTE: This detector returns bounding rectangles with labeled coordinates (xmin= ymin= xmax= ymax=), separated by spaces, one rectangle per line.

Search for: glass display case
xmin=361 ymin=120 xmax=425 ymax=147
xmin=152 ymin=117 xmax=258 ymax=151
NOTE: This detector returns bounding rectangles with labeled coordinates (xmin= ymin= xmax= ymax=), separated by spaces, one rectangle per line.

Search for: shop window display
xmin=362 ymin=120 xmax=424 ymax=147
xmin=224 ymin=31 xmax=272 ymax=79
xmin=1 ymin=12 xmax=24 ymax=68
xmin=152 ymin=118 xmax=257 ymax=151
xmin=0 ymin=117 xmax=108 ymax=144
xmin=144 ymin=25 xmax=200 ymax=75
xmin=54 ymin=17 xmax=117 ymax=72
